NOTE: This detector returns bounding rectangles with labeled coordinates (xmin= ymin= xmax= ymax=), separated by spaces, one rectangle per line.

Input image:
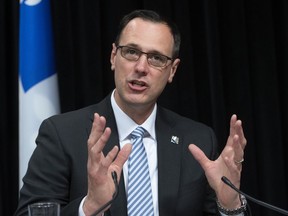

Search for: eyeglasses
xmin=116 ymin=45 xmax=174 ymax=68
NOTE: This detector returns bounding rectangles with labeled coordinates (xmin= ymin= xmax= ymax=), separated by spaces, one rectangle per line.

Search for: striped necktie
xmin=127 ymin=126 xmax=154 ymax=216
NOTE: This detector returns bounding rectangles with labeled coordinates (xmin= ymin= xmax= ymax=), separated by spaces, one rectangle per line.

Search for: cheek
xmin=115 ymin=57 xmax=130 ymax=72
xmin=114 ymin=62 xmax=129 ymax=84
xmin=151 ymin=73 xmax=170 ymax=93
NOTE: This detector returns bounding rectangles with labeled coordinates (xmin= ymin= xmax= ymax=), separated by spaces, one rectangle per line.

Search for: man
xmin=15 ymin=10 xmax=248 ymax=216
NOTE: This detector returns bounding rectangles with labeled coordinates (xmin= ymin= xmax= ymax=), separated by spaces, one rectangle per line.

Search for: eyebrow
xmin=124 ymin=43 xmax=168 ymax=56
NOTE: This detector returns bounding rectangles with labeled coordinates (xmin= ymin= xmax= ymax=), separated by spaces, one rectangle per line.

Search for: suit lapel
xmin=156 ymin=108 xmax=182 ymax=216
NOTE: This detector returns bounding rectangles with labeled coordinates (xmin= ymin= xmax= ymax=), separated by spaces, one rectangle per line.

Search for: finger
xmin=97 ymin=145 xmax=119 ymax=175
xmin=227 ymin=114 xmax=247 ymax=150
xmin=97 ymin=144 xmax=132 ymax=182
xmin=88 ymin=113 xmax=106 ymax=151
xmin=89 ymin=127 xmax=111 ymax=162
xmin=229 ymin=114 xmax=238 ymax=137
xmin=234 ymin=120 xmax=247 ymax=149
xmin=231 ymin=135 xmax=244 ymax=165
xmin=113 ymin=144 xmax=132 ymax=168
xmin=188 ymin=144 xmax=211 ymax=169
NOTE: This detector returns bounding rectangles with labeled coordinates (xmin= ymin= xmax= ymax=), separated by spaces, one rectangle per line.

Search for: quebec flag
xmin=19 ymin=0 xmax=60 ymax=187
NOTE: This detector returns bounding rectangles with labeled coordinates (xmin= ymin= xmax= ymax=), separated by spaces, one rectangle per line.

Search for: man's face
xmin=110 ymin=18 xmax=180 ymax=112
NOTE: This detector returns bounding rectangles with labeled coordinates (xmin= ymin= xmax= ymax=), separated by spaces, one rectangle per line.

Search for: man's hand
xmin=83 ymin=113 xmax=132 ymax=215
xmin=189 ymin=114 xmax=247 ymax=209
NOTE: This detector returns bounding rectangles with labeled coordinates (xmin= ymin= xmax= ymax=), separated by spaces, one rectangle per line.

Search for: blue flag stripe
xmin=19 ymin=0 xmax=56 ymax=92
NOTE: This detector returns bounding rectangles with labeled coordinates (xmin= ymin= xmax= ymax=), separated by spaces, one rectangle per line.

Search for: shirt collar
xmin=110 ymin=89 xmax=157 ymax=141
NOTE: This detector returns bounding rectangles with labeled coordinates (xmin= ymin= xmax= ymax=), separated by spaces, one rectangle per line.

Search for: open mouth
xmin=129 ymin=80 xmax=147 ymax=91
xmin=131 ymin=80 xmax=146 ymax=87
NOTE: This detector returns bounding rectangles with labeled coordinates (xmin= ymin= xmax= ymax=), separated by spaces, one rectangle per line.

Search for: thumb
xmin=113 ymin=144 xmax=132 ymax=168
xmin=112 ymin=143 xmax=132 ymax=181
xmin=188 ymin=144 xmax=210 ymax=169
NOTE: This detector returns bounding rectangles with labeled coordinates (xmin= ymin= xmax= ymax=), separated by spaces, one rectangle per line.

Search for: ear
xmin=110 ymin=43 xmax=117 ymax=71
xmin=168 ymin=58 xmax=180 ymax=83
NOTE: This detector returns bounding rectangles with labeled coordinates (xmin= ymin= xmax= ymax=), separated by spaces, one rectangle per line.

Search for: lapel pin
xmin=171 ymin=135 xmax=179 ymax=144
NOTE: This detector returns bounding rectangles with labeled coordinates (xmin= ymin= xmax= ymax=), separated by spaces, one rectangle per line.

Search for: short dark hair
xmin=115 ymin=10 xmax=181 ymax=59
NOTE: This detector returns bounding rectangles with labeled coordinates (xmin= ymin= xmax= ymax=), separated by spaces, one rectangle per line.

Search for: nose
xmin=134 ymin=54 xmax=149 ymax=74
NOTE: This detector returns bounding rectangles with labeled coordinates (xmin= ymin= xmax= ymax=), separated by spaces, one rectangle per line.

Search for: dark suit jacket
xmin=15 ymin=94 xmax=220 ymax=216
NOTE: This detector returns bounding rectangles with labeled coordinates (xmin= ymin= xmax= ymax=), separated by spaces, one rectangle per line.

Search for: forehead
xmin=119 ymin=18 xmax=174 ymax=54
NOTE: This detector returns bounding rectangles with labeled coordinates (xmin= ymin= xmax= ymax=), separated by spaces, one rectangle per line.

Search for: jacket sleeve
xmin=14 ymin=117 xmax=86 ymax=216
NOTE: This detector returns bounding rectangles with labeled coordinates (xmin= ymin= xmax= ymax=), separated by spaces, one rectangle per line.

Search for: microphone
xmin=92 ymin=171 xmax=119 ymax=216
xmin=222 ymin=176 xmax=288 ymax=215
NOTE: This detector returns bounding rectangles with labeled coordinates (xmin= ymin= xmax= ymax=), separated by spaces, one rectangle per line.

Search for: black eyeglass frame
xmin=116 ymin=45 xmax=174 ymax=68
